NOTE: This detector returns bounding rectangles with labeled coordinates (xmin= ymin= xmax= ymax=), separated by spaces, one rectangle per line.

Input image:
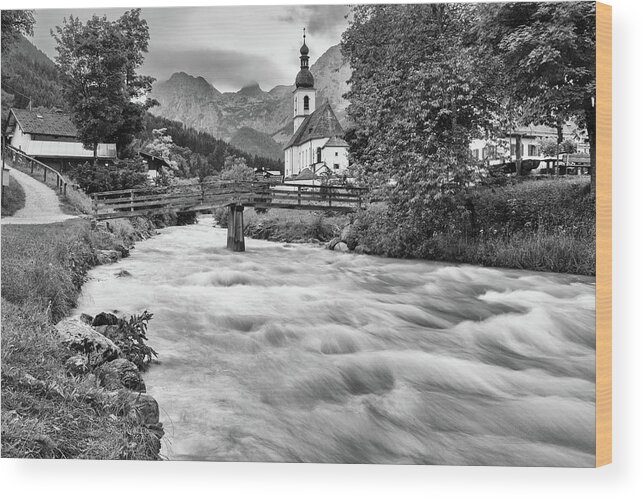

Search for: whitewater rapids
xmin=75 ymin=218 xmax=596 ymax=466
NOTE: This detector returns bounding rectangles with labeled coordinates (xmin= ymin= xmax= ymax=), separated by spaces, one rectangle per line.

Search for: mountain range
xmin=149 ymin=44 xmax=351 ymax=161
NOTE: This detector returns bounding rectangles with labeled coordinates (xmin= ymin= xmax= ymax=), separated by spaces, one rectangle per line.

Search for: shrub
xmin=108 ymin=311 xmax=158 ymax=371
xmin=72 ymin=157 xmax=148 ymax=194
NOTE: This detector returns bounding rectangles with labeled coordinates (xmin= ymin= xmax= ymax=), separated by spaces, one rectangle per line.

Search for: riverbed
xmin=75 ymin=217 xmax=596 ymax=466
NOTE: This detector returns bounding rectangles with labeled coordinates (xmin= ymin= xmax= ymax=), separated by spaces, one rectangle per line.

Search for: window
xmin=316 ymin=147 xmax=322 ymax=163
xmin=335 ymin=152 xmax=338 ymax=156
xmin=303 ymin=96 xmax=309 ymax=111
xmin=334 ymin=164 xmax=340 ymax=170
xmin=528 ymin=144 xmax=538 ymax=156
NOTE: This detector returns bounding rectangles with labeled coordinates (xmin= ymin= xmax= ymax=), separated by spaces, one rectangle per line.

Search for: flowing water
xmin=75 ymin=218 xmax=596 ymax=466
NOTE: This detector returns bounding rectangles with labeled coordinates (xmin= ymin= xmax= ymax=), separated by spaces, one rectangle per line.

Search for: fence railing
xmin=3 ymin=144 xmax=69 ymax=197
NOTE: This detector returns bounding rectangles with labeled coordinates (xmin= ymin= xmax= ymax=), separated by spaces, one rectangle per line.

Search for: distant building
xmin=470 ymin=122 xmax=590 ymax=163
xmin=4 ymin=108 xmax=117 ymax=168
xmin=283 ymin=33 xmax=349 ymax=182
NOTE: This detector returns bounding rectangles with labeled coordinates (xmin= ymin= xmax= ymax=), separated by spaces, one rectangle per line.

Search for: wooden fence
xmin=3 ymin=144 xmax=69 ymax=196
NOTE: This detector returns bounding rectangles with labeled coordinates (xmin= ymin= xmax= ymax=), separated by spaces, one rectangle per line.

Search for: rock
xmin=55 ymin=318 xmax=120 ymax=366
xmin=114 ymin=244 xmax=130 ymax=258
xmin=92 ymin=312 xmax=120 ymax=327
xmin=96 ymin=249 xmax=121 ymax=265
xmin=327 ymin=237 xmax=341 ymax=250
xmin=340 ymin=224 xmax=353 ymax=241
xmin=354 ymin=245 xmax=371 ymax=255
xmin=125 ymin=392 xmax=159 ymax=425
xmin=79 ymin=313 xmax=94 ymax=325
xmin=334 ymin=242 xmax=349 ymax=252
xmin=93 ymin=324 xmax=122 ymax=343
xmin=65 ymin=355 xmax=89 ymax=376
xmin=96 ymin=359 xmax=146 ymax=392
xmin=115 ymin=269 xmax=132 ymax=278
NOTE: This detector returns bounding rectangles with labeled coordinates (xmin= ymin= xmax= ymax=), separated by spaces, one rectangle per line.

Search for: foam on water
xmin=74 ymin=218 xmax=596 ymax=466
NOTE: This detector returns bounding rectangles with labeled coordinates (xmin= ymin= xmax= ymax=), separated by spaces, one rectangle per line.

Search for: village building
xmin=470 ymin=122 xmax=590 ymax=163
xmin=4 ymin=108 xmax=117 ymax=170
xmin=283 ymin=33 xmax=349 ymax=183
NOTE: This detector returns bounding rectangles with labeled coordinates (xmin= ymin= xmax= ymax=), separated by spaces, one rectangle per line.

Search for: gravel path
xmin=1 ymin=167 xmax=78 ymax=225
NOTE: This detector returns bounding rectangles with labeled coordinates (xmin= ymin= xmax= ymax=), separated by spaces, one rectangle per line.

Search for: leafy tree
xmin=474 ymin=2 xmax=596 ymax=190
xmin=52 ymin=9 xmax=156 ymax=161
xmin=1 ymin=10 xmax=35 ymax=53
xmin=220 ymin=156 xmax=255 ymax=182
xmin=341 ymin=4 xmax=493 ymax=219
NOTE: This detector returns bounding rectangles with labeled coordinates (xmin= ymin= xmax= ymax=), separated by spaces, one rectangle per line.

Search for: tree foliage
xmin=52 ymin=9 xmax=157 ymax=160
xmin=473 ymin=1 xmax=596 ymax=189
xmin=1 ymin=10 xmax=35 ymax=53
xmin=341 ymin=3 xmax=493 ymax=219
xmin=220 ymin=156 xmax=254 ymax=182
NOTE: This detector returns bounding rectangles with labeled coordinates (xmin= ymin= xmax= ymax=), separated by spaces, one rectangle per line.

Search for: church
xmin=283 ymin=32 xmax=349 ymax=181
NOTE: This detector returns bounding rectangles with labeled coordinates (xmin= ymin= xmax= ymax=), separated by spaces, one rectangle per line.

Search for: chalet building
xmin=283 ymin=33 xmax=349 ymax=182
xmin=4 ymin=108 xmax=117 ymax=169
xmin=470 ymin=122 xmax=590 ymax=163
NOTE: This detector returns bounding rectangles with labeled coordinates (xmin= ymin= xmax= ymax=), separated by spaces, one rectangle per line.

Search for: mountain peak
xmin=164 ymin=72 xmax=221 ymax=97
xmin=237 ymin=81 xmax=264 ymax=97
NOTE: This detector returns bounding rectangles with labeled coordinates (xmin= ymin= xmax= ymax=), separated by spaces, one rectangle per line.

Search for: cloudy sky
xmin=30 ymin=4 xmax=351 ymax=93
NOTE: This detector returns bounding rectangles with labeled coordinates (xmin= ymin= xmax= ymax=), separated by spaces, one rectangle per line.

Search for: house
xmin=283 ymin=33 xmax=349 ymax=182
xmin=139 ymin=151 xmax=170 ymax=182
xmin=4 ymin=108 xmax=117 ymax=169
xmin=470 ymin=122 xmax=590 ymax=163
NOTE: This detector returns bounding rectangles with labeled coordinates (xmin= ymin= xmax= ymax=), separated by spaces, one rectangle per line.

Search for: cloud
xmin=280 ymin=5 xmax=350 ymax=36
xmin=142 ymin=48 xmax=290 ymax=92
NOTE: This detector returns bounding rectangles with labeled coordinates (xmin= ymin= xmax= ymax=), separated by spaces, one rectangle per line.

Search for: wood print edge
xmin=595 ymin=1 xmax=612 ymax=468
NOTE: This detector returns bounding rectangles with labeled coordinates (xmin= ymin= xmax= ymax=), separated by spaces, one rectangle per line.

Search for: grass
xmin=243 ymin=208 xmax=349 ymax=242
xmin=1 ymin=217 xmax=162 ymax=459
xmin=1 ymin=174 xmax=26 ymax=216
xmin=243 ymin=178 xmax=595 ymax=276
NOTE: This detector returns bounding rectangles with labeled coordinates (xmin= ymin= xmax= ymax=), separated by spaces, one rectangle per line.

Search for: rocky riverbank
xmin=1 ymin=215 xmax=168 ymax=459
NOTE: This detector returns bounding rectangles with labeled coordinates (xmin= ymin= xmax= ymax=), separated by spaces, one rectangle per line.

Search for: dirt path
xmin=1 ymin=167 xmax=78 ymax=225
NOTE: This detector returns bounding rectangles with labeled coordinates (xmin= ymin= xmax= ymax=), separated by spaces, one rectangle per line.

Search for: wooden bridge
xmin=92 ymin=180 xmax=367 ymax=251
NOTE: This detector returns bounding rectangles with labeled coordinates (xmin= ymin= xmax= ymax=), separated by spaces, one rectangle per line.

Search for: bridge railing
xmin=91 ymin=180 xmax=368 ymax=219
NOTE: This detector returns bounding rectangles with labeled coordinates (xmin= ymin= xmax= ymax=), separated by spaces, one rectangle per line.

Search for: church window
xmin=316 ymin=147 xmax=322 ymax=163
xmin=334 ymin=164 xmax=340 ymax=170
xmin=335 ymin=152 xmax=338 ymax=156
xmin=303 ymin=96 xmax=309 ymax=111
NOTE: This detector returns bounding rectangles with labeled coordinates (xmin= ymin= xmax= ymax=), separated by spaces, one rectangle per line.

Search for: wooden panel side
xmin=595 ymin=1 xmax=612 ymax=468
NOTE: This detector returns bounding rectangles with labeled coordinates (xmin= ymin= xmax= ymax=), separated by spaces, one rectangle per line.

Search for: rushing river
xmin=75 ymin=218 xmax=596 ymax=466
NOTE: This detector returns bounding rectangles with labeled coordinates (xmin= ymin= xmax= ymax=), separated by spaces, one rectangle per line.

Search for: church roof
xmin=285 ymin=101 xmax=345 ymax=149
xmin=324 ymin=136 xmax=349 ymax=148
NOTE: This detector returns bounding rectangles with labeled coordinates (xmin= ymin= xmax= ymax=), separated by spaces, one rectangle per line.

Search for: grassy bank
xmin=1 ymin=175 xmax=26 ymax=217
xmin=243 ymin=178 xmax=595 ymax=276
xmin=1 ymin=217 xmax=162 ymax=459
xmin=243 ymin=208 xmax=347 ymax=243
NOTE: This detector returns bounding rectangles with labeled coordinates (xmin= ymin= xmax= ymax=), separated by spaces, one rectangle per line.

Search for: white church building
xmin=284 ymin=33 xmax=349 ymax=182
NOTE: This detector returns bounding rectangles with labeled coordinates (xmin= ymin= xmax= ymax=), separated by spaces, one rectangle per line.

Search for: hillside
xmin=149 ymin=43 xmax=351 ymax=158
xmin=231 ymin=127 xmax=284 ymax=161
xmin=1 ymin=34 xmax=65 ymax=123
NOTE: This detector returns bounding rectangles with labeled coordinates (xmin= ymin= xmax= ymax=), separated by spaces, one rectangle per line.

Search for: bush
xmin=352 ymin=178 xmax=595 ymax=275
xmin=103 ymin=311 xmax=157 ymax=371
xmin=72 ymin=157 xmax=148 ymax=194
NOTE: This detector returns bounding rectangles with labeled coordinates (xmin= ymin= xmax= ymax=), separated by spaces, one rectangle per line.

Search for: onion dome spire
xmin=295 ymin=28 xmax=314 ymax=88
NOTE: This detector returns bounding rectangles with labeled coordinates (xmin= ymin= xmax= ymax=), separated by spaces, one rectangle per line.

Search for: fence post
xmin=63 ymin=182 xmax=67 ymax=197
xmin=43 ymin=167 xmax=47 ymax=182
xmin=297 ymin=186 xmax=301 ymax=206
xmin=30 ymin=159 xmax=34 ymax=175
xmin=130 ymin=191 xmax=135 ymax=212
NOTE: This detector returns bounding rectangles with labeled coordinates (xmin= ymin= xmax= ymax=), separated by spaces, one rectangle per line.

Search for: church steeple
xmin=292 ymin=29 xmax=316 ymax=132
xmin=295 ymin=28 xmax=314 ymax=88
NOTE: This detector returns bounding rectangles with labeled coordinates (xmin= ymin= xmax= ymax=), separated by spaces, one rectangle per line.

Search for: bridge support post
xmin=226 ymin=204 xmax=245 ymax=252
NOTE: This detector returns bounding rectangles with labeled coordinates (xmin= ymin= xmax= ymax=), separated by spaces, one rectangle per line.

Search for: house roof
xmin=9 ymin=108 xmax=78 ymax=137
xmin=509 ymin=122 xmax=578 ymax=138
xmin=285 ymin=101 xmax=345 ymax=149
